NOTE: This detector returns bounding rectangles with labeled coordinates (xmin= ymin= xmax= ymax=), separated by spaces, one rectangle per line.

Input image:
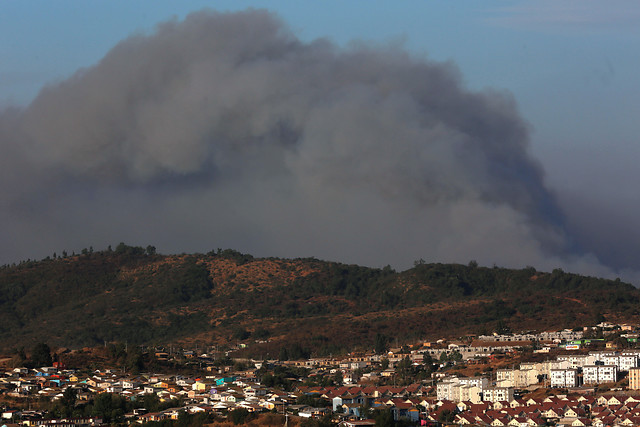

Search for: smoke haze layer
xmin=0 ymin=9 xmax=629 ymax=281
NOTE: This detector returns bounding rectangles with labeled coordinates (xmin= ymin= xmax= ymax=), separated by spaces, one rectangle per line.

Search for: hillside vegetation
xmin=0 ymin=245 xmax=638 ymax=356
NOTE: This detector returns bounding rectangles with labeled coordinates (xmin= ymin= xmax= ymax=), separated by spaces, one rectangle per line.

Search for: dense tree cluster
xmin=48 ymin=392 xmax=183 ymax=424
xmin=0 ymin=247 xmax=637 ymax=354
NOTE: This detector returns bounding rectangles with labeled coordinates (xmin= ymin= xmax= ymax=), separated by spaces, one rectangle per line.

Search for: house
xmin=596 ymin=395 xmax=623 ymax=406
xmin=215 ymin=377 xmax=236 ymax=386
xmin=333 ymin=394 xmax=364 ymax=412
xmin=508 ymin=416 xmax=530 ymax=427
xmin=455 ymin=414 xmax=477 ymax=425
xmin=2 ymin=410 xmax=21 ymax=420
xmin=341 ymin=403 xmax=362 ymax=418
xmin=391 ymin=403 xmax=419 ymax=423
xmin=491 ymin=417 xmax=511 ymax=427
xmin=541 ymin=407 xmax=562 ymax=419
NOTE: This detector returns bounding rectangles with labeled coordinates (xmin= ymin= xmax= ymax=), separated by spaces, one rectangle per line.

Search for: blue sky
xmin=2 ymin=1 xmax=640 ymax=279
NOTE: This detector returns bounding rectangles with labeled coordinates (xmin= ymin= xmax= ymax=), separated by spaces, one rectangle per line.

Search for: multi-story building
xmin=482 ymin=387 xmax=514 ymax=403
xmin=550 ymin=369 xmax=579 ymax=388
xmin=619 ymin=354 xmax=639 ymax=371
xmin=453 ymin=385 xmax=484 ymax=404
xmin=556 ymin=354 xmax=594 ymax=369
xmin=589 ymin=351 xmax=619 ymax=364
xmin=583 ymin=365 xmax=618 ymax=384
xmin=496 ymin=369 xmax=515 ymax=387
xmin=537 ymin=359 xmax=569 ymax=379
xmin=459 ymin=377 xmax=488 ymax=388
xmin=436 ymin=378 xmax=457 ymax=401
xmin=437 ymin=377 xmax=487 ymax=402
xmin=603 ymin=355 xmax=620 ymax=367
xmin=629 ymin=367 xmax=640 ymax=390
xmin=496 ymin=368 xmax=539 ymax=388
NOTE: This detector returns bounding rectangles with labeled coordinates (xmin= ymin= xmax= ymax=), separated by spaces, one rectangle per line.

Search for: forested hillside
xmin=0 ymin=244 xmax=638 ymax=356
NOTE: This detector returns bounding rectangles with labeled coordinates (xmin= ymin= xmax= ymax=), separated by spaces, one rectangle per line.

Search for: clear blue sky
xmin=2 ymin=1 xmax=640 ymax=279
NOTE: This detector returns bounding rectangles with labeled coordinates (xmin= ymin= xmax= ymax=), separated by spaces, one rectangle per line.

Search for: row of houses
xmin=297 ymin=384 xmax=432 ymax=423
xmin=478 ymin=329 xmax=585 ymax=343
xmin=450 ymin=393 xmax=640 ymax=427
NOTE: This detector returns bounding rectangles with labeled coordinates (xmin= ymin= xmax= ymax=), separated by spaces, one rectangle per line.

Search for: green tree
xmin=10 ymin=347 xmax=27 ymax=368
xmin=228 ymin=408 xmax=252 ymax=425
xmin=375 ymin=333 xmax=389 ymax=354
xmin=126 ymin=349 xmax=144 ymax=373
xmin=61 ymin=387 xmax=77 ymax=411
xmin=413 ymin=258 xmax=426 ymax=267
xmin=279 ymin=347 xmax=289 ymax=361
xmin=438 ymin=408 xmax=455 ymax=423
xmin=31 ymin=342 xmax=52 ymax=367
xmin=375 ymin=408 xmax=395 ymax=427
xmin=52 ymin=387 xmax=77 ymax=418
xmin=91 ymin=393 xmax=128 ymax=423
xmin=233 ymin=327 xmax=251 ymax=341
xmin=381 ymin=357 xmax=389 ymax=370
xmin=333 ymin=370 xmax=343 ymax=385
xmin=142 ymin=393 xmax=161 ymax=412
xmin=300 ymin=414 xmax=332 ymax=427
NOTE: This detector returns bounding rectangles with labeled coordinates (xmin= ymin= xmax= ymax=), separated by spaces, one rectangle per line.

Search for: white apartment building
xmin=583 ymin=365 xmax=618 ymax=384
xmin=589 ymin=351 xmax=619 ymax=363
xmin=556 ymin=354 xmax=595 ymax=369
xmin=437 ymin=378 xmax=457 ymax=401
xmin=482 ymin=386 xmax=514 ymax=403
xmin=479 ymin=329 xmax=583 ymax=342
xmin=437 ymin=377 xmax=487 ymax=402
xmin=458 ymin=377 xmax=488 ymax=388
xmin=567 ymin=351 xmax=640 ymax=372
xmin=618 ymin=355 xmax=638 ymax=371
xmin=496 ymin=368 xmax=538 ymax=388
xmin=453 ymin=385 xmax=484 ymax=404
xmin=519 ymin=362 xmax=538 ymax=371
xmin=603 ymin=355 xmax=620 ymax=367
xmin=496 ymin=369 xmax=515 ymax=386
xmin=537 ymin=330 xmax=584 ymax=341
xmin=550 ymin=369 xmax=579 ymax=388
xmin=538 ymin=359 xmax=569 ymax=378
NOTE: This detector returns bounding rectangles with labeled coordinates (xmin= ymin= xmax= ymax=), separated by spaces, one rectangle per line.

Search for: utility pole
xmin=282 ymin=399 xmax=289 ymax=427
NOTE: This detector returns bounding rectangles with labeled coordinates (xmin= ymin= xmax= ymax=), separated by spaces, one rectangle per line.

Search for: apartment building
xmin=550 ymin=369 xmax=580 ymax=388
xmin=583 ymin=365 xmax=617 ymax=384
xmin=629 ymin=367 xmax=640 ymax=390
xmin=482 ymin=386 xmax=514 ymax=403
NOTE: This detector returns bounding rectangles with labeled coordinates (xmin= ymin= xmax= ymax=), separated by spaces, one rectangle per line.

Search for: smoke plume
xmin=0 ymin=9 xmax=628 ymax=280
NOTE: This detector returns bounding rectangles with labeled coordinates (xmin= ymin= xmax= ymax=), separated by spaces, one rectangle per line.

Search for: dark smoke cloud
xmin=0 ymin=9 xmax=628 ymax=280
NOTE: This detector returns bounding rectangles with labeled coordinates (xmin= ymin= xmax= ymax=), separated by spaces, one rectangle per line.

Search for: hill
xmin=0 ymin=244 xmax=638 ymax=356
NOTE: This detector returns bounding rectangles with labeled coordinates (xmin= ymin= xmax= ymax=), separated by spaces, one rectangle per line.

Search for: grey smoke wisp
xmin=0 ymin=9 xmax=628 ymax=280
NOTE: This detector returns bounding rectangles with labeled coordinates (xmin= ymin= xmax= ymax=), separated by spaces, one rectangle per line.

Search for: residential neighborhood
xmin=3 ymin=323 xmax=640 ymax=426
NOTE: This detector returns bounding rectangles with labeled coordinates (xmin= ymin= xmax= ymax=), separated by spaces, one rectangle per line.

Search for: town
xmin=3 ymin=322 xmax=640 ymax=426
